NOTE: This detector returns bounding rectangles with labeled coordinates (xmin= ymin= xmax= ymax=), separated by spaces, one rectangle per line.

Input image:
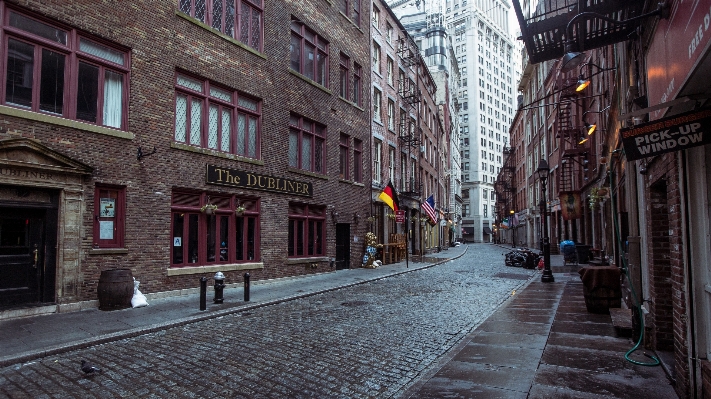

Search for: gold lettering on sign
xmin=206 ymin=164 xmax=313 ymax=197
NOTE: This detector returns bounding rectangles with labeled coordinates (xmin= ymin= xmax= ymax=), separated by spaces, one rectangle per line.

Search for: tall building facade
xmin=390 ymin=3 xmax=462 ymax=245
xmin=444 ymin=0 xmax=521 ymax=243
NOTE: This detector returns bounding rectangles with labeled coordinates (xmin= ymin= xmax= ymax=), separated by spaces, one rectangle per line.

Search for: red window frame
xmin=352 ymin=63 xmax=362 ymax=106
xmin=1 ymin=7 xmax=130 ymax=129
xmin=339 ymin=53 xmax=350 ymax=99
xmin=288 ymin=113 xmax=326 ymax=174
xmin=170 ymin=192 xmax=261 ymax=267
xmin=290 ymin=18 xmax=329 ymax=86
xmin=339 ymin=133 xmax=350 ymax=180
xmin=174 ymin=73 xmax=261 ymax=158
xmin=339 ymin=0 xmax=361 ymax=27
xmin=353 ymin=138 xmax=363 ymax=183
xmin=287 ymin=203 xmax=325 ymax=258
xmin=178 ymin=0 xmax=263 ymax=52
xmin=93 ymin=185 xmax=126 ymax=249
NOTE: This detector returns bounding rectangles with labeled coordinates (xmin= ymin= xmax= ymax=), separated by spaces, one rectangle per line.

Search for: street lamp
xmin=537 ymin=159 xmax=554 ymax=283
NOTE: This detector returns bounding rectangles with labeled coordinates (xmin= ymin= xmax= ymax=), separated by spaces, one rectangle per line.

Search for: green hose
xmin=609 ymin=163 xmax=660 ymax=367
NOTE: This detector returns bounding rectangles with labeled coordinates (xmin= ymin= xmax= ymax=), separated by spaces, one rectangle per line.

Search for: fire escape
xmin=397 ymin=34 xmax=422 ymax=198
xmin=495 ymin=146 xmax=515 ymax=229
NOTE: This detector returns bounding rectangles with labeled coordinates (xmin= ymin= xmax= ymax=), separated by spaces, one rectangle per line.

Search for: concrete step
xmin=609 ymin=307 xmax=633 ymax=338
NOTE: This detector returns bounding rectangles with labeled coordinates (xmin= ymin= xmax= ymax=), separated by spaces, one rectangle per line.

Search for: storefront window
xmin=171 ymin=192 xmax=260 ymax=266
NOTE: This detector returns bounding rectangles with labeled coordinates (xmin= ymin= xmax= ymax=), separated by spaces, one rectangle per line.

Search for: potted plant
xmin=235 ymin=204 xmax=246 ymax=215
xmin=201 ymin=204 xmax=218 ymax=215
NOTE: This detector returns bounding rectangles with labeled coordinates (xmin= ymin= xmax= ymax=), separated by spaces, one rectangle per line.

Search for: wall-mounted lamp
xmin=582 ymin=106 xmax=611 ymax=136
xmin=331 ymin=209 xmax=339 ymax=224
xmin=578 ymin=136 xmax=589 ymax=145
xmin=137 ymin=146 xmax=157 ymax=161
xmin=353 ymin=213 xmax=360 ymax=223
xmin=575 ymin=76 xmax=591 ymax=92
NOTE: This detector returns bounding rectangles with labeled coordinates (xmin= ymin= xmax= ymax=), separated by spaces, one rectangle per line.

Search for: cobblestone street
xmin=0 ymin=244 xmax=535 ymax=398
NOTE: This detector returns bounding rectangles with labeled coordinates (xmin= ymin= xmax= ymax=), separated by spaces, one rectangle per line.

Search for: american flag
xmin=421 ymin=195 xmax=438 ymax=225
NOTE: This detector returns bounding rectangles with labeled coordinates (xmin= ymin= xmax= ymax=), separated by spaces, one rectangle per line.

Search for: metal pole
xmin=541 ymin=180 xmax=554 ymax=283
xmin=243 ymin=273 xmax=250 ymax=301
xmin=199 ymin=277 xmax=207 ymax=311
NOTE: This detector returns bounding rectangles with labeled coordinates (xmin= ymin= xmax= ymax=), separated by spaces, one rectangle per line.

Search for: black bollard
xmin=200 ymin=277 xmax=207 ymax=311
xmin=243 ymin=273 xmax=250 ymax=302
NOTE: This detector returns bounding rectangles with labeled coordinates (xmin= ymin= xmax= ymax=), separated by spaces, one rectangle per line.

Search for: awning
xmin=462 ymin=227 xmax=474 ymax=235
xmin=483 ymin=227 xmax=493 ymax=235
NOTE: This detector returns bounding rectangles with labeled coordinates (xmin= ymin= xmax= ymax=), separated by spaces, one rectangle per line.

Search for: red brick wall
xmin=3 ymin=0 xmax=373 ymax=299
xmin=702 ymin=360 xmax=711 ymax=398
xmin=643 ymin=152 xmax=689 ymax=399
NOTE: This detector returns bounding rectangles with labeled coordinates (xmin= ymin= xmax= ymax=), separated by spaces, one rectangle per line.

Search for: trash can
xmin=576 ymin=244 xmax=591 ymax=264
xmin=98 ymin=269 xmax=134 ymax=310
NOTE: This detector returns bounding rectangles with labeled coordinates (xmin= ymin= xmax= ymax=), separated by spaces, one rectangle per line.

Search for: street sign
xmin=395 ymin=210 xmax=405 ymax=223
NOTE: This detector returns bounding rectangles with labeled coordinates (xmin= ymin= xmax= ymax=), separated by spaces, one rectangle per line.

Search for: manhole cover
xmin=492 ymin=272 xmax=531 ymax=280
xmin=341 ymin=300 xmax=369 ymax=307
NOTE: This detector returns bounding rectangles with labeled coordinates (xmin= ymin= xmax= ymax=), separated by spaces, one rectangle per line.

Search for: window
xmin=290 ymin=18 xmax=328 ymax=86
xmin=339 ymin=133 xmax=350 ymax=180
xmin=171 ymin=192 xmax=259 ymax=266
xmin=353 ymin=138 xmax=363 ymax=182
xmin=352 ymin=63 xmax=362 ymax=106
xmin=372 ymin=5 xmax=380 ymax=27
xmin=483 ymin=204 xmax=488 ymax=218
xmin=340 ymin=0 xmax=361 ymax=26
xmin=389 ymin=146 xmax=395 ymax=183
xmin=386 ymin=23 xmax=393 ymax=43
xmin=373 ymin=41 xmax=381 ymax=74
xmin=3 ymin=11 xmax=129 ymax=129
xmin=387 ymin=99 xmax=395 ymax=130
xmin=373 ymin=88 xmax=382 ymax=121
xmin=179 ymin=0 xmax=262 ymax=51
xmin=93 ymin=185 xmax=125 ymax=248
xmin=339 ymin=53 xmax=350 ymax=99
xmin=288 ymin=203 xmax=325 ymax=257
xmin=482 ymin=189 xmax=487 ymax=199
xmin=175 ymin=73 xmax=261 ymax=158
xmin=373 ymin=140 xmax=382 ymax=183
xmin=289 ymin=113 xmax=325 ymax=173
xmin=386 ymin=57 xmax=394 ymax=85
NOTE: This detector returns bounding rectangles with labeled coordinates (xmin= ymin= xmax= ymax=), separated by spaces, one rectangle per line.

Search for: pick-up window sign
xmin=620 ymin=109 xmax=711 ymax=161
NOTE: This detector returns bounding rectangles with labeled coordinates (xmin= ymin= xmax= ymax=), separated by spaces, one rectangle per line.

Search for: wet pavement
xmin=0 ymin=244 xmax=676 ymax=398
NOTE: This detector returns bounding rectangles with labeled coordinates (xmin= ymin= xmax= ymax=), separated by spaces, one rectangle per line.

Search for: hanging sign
xmin=395 ymin=210 xmax=405 ymax=224
xmin=560 ymin=191 xmax=582 ymax=221
xmin=620 ymin=109 xmax=711 ymax=161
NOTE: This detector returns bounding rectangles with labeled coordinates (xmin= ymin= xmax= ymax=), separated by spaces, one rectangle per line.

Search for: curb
xmin=0 ymin=248 xmax=468 ymax=368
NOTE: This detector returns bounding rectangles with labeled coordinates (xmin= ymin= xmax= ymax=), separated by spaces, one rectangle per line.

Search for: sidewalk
xmin=0 ymin=245 xmax=467 ymax=368
xmin=403 ymin=245 xmax=677 ymax=398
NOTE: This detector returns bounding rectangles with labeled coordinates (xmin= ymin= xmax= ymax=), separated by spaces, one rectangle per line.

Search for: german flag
xmin=378 ymin=181 xmax=400 ymax=212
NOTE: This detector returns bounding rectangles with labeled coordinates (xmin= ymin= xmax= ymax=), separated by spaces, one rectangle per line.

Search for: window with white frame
xmin=373 ymin=140 xmax=382 ymax=183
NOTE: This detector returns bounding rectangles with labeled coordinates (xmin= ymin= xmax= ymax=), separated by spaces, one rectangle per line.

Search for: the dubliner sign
xmin=620 ymin=109 xmax=711 ymax=161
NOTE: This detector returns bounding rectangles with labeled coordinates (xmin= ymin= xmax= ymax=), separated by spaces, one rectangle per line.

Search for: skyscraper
xmin=444 ymin=0 xmax=521 ymax=242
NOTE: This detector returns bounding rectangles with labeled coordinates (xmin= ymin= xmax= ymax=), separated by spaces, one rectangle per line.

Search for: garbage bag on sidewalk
xmin=131 ymin=277 xmax=148 ymax=308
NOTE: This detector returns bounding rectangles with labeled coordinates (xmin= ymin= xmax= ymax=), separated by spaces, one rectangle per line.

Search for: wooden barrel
xmin=98 ymin=269 xmax=134 ymax=310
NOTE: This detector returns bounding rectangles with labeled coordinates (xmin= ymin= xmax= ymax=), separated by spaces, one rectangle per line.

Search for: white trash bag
xmin=131 ymin=277 xmax=148 ymax=308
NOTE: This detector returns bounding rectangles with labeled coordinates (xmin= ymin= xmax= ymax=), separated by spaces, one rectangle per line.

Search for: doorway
xmin=0 ymin=205 xmax=57 ymax=308
xmin=335 ymin=223 xmax=350 ymax=270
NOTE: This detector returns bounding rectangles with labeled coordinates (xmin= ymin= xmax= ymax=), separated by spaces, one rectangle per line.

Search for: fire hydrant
xmin=213 ymin=272 xmax=225 ymax=304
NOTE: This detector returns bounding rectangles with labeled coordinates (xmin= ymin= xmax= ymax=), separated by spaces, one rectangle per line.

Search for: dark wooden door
xmin=0 ymin=208 xmax=45 ymax=307
xmin=335 ymin=223 xmax=350 ymax=270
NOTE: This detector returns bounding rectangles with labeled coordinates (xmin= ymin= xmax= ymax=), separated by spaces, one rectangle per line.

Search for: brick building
xmin=512 ymin=0 xmax=711 ymax=397
xmin=0 ymin=0 xmax=372 ymax=315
